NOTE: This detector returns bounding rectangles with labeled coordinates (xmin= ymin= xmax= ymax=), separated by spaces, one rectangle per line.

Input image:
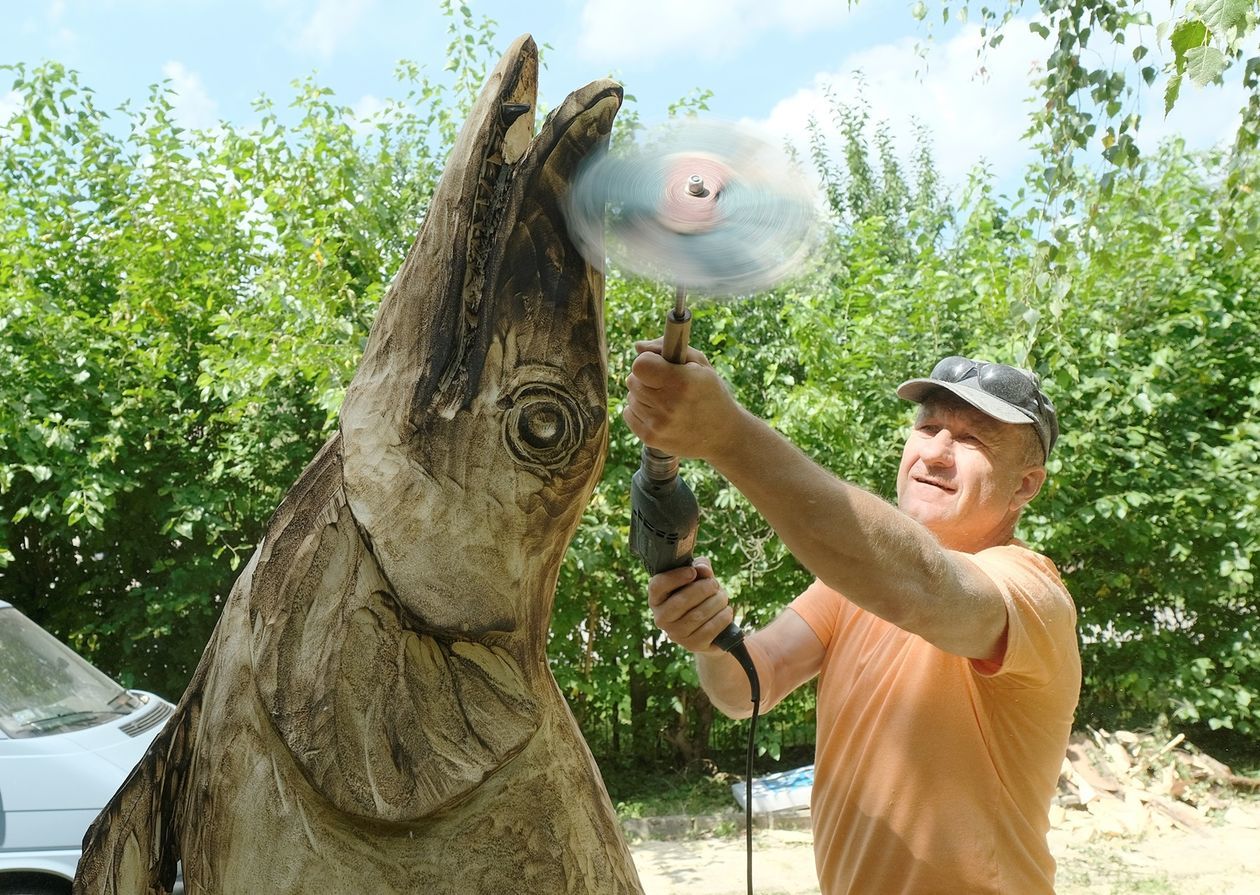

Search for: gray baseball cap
xmin=897 ymin=355 xmax=1059 ymax=461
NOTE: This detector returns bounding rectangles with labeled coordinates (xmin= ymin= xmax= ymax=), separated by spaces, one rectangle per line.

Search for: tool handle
xmin=644 ymin=302 xmax=693 ymax=477
xmin=630 ymin=464 xmax=697 ymax=575
xmin=633 ymin=289 xmax=745 ymax=654
xmin=630 ymin=468 xmax=745 ymax=653
xmin=661 ymin=305 xmax=692 ymax=365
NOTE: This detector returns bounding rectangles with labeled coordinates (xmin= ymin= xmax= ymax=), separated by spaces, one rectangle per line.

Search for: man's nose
xmin=920 ymin=430 xmax=955 ymax=465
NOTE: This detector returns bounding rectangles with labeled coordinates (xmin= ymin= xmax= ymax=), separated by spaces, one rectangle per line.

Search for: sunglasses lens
xmin=923 ymin=355 xmax=1054 ymax=458
xmin=931 ymin=355 xmax=975 ymax=382
xmin=977 ymin=363 xmax=1036 ymax=404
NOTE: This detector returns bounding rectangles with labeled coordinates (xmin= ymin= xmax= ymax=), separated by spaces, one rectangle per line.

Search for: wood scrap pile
xmin=1052 ymin=728 xmax=1260 ymax=840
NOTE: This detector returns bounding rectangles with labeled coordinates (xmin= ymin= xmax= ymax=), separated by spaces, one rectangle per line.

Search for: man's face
xmin=895 ymin=398 xmax=1044 ymax=552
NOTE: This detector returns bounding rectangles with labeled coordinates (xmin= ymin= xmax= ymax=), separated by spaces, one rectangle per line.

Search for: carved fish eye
xmin=520 ymin=404 xmax=564 ymax=448
xmin=503 ymin=383 xmax=584 ymax=473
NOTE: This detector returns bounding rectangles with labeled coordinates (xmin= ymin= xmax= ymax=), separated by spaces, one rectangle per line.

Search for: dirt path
xmin=1054 ymin=801 xmax=1260 ymax=895
xmin=629 ymin=801 xmax=1260 ymax=895
xmin=631 ymin=829 xmax=817 ymax=895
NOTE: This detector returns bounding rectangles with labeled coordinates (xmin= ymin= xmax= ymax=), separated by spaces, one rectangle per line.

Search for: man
xmin=624 ymin=347 xmax=1080 ymax=895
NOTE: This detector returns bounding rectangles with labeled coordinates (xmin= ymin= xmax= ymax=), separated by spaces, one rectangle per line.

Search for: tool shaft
xmin=644 ymin=289 xmax=692 ymax=479
xmin=663 ymin=287 xmax=691 ymax=363
xmin=630 ymin=286 xmax=744 ymax=653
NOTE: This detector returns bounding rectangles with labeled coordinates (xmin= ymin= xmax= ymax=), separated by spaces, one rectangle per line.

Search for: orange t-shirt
xmin=787 ymin=543 xmax=1080 ymax=895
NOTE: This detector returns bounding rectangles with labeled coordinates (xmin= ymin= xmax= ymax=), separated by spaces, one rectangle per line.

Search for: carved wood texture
xmin=73 ymin=34 xmax=640 ymax=895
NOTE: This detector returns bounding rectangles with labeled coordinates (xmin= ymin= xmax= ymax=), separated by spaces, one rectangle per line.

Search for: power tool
xmin=628 ymin=285 xmax=747 ymax=652
xmin=565 ymin=119 xmax=819 ymax=895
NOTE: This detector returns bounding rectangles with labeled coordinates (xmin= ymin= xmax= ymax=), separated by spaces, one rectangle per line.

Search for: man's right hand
xmin=648 ymin=558 xmax=736 ymax=654
xmin=623 ymin=340 xmax=745 ymax=464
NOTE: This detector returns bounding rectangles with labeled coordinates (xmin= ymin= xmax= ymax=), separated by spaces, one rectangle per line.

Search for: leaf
xmin=1170 ymin=19 xmax=1210 ymax=74
xmin=1165 ymin=72 xmax=1183 ymax=116
xmin=1193 ymin=0 xmax=1251 ymax=35
xmin=1186 ymin=45 xmax=1229 ymax=86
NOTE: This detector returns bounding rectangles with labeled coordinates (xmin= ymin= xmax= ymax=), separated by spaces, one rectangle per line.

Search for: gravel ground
xmin=629 ymin=799 xmax=1260 ymax=895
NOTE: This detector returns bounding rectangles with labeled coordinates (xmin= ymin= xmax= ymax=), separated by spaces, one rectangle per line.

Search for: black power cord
xmin=726 ymin=641 xmax=762 ymax=895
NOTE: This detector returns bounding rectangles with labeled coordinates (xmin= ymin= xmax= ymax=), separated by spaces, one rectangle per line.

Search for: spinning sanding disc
xmin=566 ymin=120 xmax=819 ymax=295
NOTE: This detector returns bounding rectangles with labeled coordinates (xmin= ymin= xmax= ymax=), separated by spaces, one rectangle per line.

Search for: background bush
xmin=1 ymin=12 xmax=1256 ymax=765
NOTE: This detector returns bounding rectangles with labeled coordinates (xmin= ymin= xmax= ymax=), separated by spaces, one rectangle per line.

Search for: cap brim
xmin=896 ymin=378 xmax=1036 ymax=426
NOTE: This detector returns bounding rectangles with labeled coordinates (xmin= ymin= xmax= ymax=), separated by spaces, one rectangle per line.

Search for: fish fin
xmin=73 ymin=679 xmax=203 ymax=895
xmin=248 ymin=437 xmax=538 ymax=822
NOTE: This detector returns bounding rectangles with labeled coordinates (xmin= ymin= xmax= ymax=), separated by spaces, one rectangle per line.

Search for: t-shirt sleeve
xmin=966 ymin=544 xmax=1078 ymax=688
xmin=788 ymin=578 xmax=851 ymax=650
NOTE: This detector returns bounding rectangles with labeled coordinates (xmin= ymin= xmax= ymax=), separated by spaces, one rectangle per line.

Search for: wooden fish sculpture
xmin=74 ymin=35 xmax=641 ymax=895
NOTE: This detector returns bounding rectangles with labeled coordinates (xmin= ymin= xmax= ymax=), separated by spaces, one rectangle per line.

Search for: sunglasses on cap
xmin=928 ymin=355 xmax=1059 ymax=460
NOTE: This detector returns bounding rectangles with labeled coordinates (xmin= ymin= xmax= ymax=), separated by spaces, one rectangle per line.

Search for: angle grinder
xmin=566 ymin=118 xmax=817 ymax=638
xmin=565 ymin=119 xmax=819 ymax=895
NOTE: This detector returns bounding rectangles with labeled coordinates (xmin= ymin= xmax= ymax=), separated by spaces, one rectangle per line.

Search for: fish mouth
xmin=341 ymin=34 xmax=623 ymax=432
xmin=418 ymin=39 xmax=622 ymax=421
xmin=398 ymin=34 xmax=541 ymax=421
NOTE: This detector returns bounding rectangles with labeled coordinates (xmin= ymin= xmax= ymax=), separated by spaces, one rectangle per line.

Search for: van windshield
xmin=0 ymin=606 xmax=140 ymax=738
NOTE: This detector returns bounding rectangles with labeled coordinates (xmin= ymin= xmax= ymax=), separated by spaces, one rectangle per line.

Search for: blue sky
xmin=0 ymin=0 xmax=1247 ymax=197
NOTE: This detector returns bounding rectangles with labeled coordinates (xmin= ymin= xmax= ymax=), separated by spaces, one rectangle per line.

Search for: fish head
xmin=340 ymin=34 xmax=622 ymax=652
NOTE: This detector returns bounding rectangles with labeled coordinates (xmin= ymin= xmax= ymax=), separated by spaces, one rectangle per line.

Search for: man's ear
xmin=1010 ymin=465 xmax=1047 ymax=513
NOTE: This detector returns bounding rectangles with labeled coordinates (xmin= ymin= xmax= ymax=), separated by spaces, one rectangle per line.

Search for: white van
xmin=0 ymin=600 xmax=175 ymax=893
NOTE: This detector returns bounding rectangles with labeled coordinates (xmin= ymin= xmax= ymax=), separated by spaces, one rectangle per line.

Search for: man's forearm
xmin=696 ymin=650 xmax=758 ymax=719
xmin=709 ymin=408 xmax=950 ymax=629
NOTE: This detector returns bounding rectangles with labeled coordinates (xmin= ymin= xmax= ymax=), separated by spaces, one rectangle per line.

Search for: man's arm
xmin=649 ymin=561 xmax=825 ymax=718
xmin=626 ymin=344 xmax=1009 ymax=663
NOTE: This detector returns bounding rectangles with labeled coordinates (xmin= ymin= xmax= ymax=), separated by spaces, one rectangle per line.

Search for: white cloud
xmin=46 ymin=0 xmax=78 ymax=49
xmin=161 ymin=62 xmax=219 ymax=131
xmin=0 ymin=91 xmax=21 ymax=126
xmin=748 ymin=19 xmax=1247 ymax=197
xmin=296 ymin=0 xmax=374 ymax=59
xmin=352 ymin=94 xmax=385 ymax=119
xmin=578 ymin=0 xmax=856 ymax=64
xmin=350 ymin=93 xmax=387 ymax=134
xmin=751 ymin=24 xmax=1044 ymax=193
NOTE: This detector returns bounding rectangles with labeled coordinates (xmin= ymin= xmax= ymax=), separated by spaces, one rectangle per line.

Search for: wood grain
xmin=74 ymin=34 xmax=638 ymax=895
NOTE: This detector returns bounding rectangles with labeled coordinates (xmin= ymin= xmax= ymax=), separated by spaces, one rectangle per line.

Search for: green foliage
xmin=606 ymin=760 xmax=737 ymax=820
xmin=1023 ymin=142 xmax=1260 ymax=734
xmin=2 ymin=16 xmax=1257 ymax=763
xmin=914 ymin=0 xmax=1260 ymax=210
xmin=0 ymin=39 xmax=478 ymax=692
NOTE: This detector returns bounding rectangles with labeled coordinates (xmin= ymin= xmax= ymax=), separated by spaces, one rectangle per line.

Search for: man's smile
xmin=911 ymin=474 xmax=956 ymax=493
